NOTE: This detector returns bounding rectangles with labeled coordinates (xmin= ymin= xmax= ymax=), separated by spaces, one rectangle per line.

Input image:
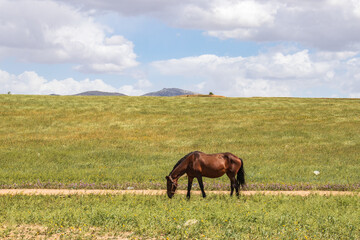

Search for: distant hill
xmin=178 ymin=94 xmax=225 ymax=98
xmin=142 ymin=88 xmax=198 ymax=96
xmin=74 ymin=91 xmax=126 ymax=96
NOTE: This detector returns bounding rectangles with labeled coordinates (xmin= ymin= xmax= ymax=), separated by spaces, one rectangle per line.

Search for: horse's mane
xmin=170 ymin=151 xmax=196 ymax=174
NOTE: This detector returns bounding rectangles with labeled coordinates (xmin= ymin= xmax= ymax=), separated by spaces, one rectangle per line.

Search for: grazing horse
xmin=166 ymin=151 xmax=245 ymax=198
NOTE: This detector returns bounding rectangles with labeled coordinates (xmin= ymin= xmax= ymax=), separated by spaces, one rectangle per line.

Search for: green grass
xmin=0 ymin=95 xmax=359 ymax=187
xmin=0 ymin=194 xmax=359 ymax=239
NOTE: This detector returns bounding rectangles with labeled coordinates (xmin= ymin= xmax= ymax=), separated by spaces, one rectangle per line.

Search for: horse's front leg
xmin=187 ymin=176 xmax=194 ymax=199
xmin=197 ymin=176 xmax=206 ymax=198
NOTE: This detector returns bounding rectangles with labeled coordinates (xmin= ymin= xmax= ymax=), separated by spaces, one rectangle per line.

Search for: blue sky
xmin=1 ymin=0 xmax=360 ymax=97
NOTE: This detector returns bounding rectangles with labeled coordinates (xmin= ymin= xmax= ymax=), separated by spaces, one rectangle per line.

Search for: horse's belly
xmin=201 ymin=166 xmax=226 ymax=178
xmin=203 ymin=171 xmax=226 ymax=178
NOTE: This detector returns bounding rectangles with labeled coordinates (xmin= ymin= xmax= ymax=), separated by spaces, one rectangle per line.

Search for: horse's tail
xmin=237 ymin=158 xmax=246 ymax=189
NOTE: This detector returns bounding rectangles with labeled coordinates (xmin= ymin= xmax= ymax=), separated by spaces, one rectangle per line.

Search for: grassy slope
xmin=0 ymin=194 xmax=359 ymax=239
xmin=0 ymin=95 xmax=359 ymax=187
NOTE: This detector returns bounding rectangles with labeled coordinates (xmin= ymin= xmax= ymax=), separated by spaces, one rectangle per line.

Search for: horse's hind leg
xmin=231 ymin=180 xmax=239 ymax=197
xmin=197 ymin=176 xmax=206 ymax=198
xmin=227 ymin=173 xmax=238 ymax=196
xmin=235 ymin=182 xmax=239 ymax=196
xmin=230 ymin=181 xmax=234 ymax=196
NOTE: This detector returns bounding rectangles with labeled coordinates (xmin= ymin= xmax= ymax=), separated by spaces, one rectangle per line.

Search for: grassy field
xmin=1 ymin=194 xmax=359 ymax=239
xmin=1 ymin=94 xmax=359 ymax=189
xmin=1 ymin=95 xmax=359 ymax=239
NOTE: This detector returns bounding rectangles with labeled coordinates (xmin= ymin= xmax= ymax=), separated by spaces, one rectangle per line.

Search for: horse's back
xmin=188 ymin=152 xmax=239 ymax=178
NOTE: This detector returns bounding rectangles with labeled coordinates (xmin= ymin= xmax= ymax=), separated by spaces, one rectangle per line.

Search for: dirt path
xmin=0 ymin=189 xmax=359 ymax=196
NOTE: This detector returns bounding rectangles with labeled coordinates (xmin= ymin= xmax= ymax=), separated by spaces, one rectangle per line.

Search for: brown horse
xmin=166 ymin=151 xmax=245 ymax=198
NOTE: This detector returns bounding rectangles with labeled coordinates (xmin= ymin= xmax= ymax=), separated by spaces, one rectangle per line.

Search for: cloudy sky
xmin=1 ymin=0 xmax=360 ymax=97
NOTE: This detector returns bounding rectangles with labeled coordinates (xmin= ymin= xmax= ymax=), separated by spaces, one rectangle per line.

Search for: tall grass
xmin=0 ymin=95 xmax=359 ymax=187
xmin=0 ymin=194 xmax=359 ymax=239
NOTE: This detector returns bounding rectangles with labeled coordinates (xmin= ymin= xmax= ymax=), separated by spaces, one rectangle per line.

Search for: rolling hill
xmin=74 ymin=91 xmax=126 ymax=96
xmin=142 ymin=88 xmax=198 ymax=96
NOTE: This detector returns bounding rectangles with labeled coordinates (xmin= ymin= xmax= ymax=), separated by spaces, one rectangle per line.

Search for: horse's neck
xmin=171 ymin=161 xmax=188 ymax=180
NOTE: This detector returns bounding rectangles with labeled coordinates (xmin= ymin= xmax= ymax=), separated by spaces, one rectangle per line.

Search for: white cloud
xmin=59 ymin=0 xmax=360 ymax=51
xmin=151 ymin=50 xmax=360 ymax=97
xmin=206 ymin=0 xmax=360 ymax=51
xmin=152 ymin=51 xmax=333 ymax=81
xmin=168 ymin=0 xmax=278 ymax=30
xmin=0 ymin=69 xmax=118 ymax=95
xmin=0 ymin=69 xmax=153 ymax=96
xmin=118 ymin=85 xmax=144 ymax=96
xmin=151 ymin=54 xmax=292 ymax=97
xmin=118 ymin=78 xmax=152 ymax=96
xmin=0 ymin=0 xmax=138 ymax=73
xmin=58 ymin=0 xmax=278 ymax=30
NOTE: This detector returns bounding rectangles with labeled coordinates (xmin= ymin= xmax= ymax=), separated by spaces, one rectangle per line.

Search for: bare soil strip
xmin=0 ymin=189 xmax=359 ymax=196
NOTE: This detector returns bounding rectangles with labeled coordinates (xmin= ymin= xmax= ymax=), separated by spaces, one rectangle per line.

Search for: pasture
xmin=0 ymin=94 xmax=359 ymax=238
xmin=1 ymin=95 xmax=359 ymax=188
xmin=1 ymin=194 xmax=359 ymax=239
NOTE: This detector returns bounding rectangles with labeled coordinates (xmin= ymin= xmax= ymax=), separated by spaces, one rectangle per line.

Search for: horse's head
xmin=165 ymin=175 xmax=178 ymax=198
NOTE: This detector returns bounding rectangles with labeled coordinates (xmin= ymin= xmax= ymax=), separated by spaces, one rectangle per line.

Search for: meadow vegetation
xmin=0 ymin=194 xmax=359 ymax=239
xmin=1 ymin=95 xmax=359 ymax=239
xmin=0 ymin=94 xmax=359 ymax=188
